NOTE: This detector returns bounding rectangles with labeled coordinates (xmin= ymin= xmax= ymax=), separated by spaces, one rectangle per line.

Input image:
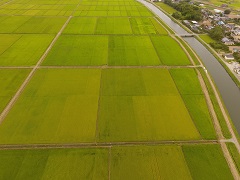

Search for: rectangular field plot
xmin=0 ymin=16 xmax=31 ymax=33
xmin=43 ymin=35 xmax=108 ymax=65
xmin=0 ymin=69 xmax=30 ymax=113
xmin=108 ymin=36 xmax=161 ymax=66
xmin=151 ymin=36 xmax=191 ymax=65
xmin=63 ymin=17 xmax=97 ymax=34
xmin=98 ymin=68 xmax=201 ymax=142
xmin=110 ymin=145 xmax=192 ymax=179
xmin=95 ymin=17 xmax=132 ymax=34
xmin=170 ymin=69 xmax=216 ymax=139
xmin=0 ymin=34 xmax=54 ymax=66
xmin=0 ymin=148 xmax=108 ymax=180
xmin=183 ymin=144 xmax=233 ymax=180
xmin=0 ymin=69 xmax=101 ymax=144
xmin=14 ymin=17 xmax=67 ymax=34
xmin=130 ymin=18 xmax=167 ymax=35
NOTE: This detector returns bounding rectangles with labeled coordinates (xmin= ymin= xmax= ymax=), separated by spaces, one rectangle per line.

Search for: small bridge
xmin=178 ymin=34 xmax=195 ymax=37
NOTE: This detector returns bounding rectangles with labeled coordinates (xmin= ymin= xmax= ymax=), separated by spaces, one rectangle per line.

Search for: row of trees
xmin=164 ymin=0 xmax=203 ymax=21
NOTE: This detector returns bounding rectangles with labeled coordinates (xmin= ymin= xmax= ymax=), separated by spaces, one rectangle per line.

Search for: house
xmin=232 ymin=35 xmax=240 ymax=43
xmin=224 ymin=54 xmax=235 ymax=60
xmin=228 ymin=46 xmax=240 ymax=53
xmin=224 ymin=41 xmax=235 ymax=45
xmin=214 ymin=9 xmax=223 ymax=13
xmin=217 ymin=21 xmax=225 ymax=25
xmin=232 ymin=29 xmax=240 ymax=36
xmin=222 ymin=37 xmax=230 ymax=43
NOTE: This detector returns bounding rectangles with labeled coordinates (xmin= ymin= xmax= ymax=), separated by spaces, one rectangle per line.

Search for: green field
xmin=0 ymin=69 xmax=101 ymax=144
xmin=43 ymin=35 xmax=108 ymax=66
xmin=183 ymin=144 xmax=234 ymax=179
xmin=0 ymin=144 xmax=234 ymax=179
xmin=98 ymin=68 xmax=201 ymax=142
xmin=111 ymin=145 xmax=192 ymax=179
xmin=0 ymin=34 xmax=54 ymax=66
xmin=0 ymin=148 xmax=108 ymax=179
xmin=0 ymin=0 xmax=237 ymax=178
xmin=0 ymin=69 xmax=30 ymax=113
xmin=150 ymin=36 xmax=191 ymax=65
xmin=108 ymin=36 xmax=161 ymax=65
xmin=170 ymin=69 xmax=216 ymax=139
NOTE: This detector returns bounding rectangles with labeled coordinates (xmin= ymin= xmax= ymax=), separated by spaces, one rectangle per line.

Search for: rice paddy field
xmin=0 ymin=0 xmax=239 ymax=178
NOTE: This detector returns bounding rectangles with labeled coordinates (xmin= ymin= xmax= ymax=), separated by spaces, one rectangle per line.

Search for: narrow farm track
xmin=0 ymin=16 xmax=73 ymax=123
xmin=0 ymin=65 xmax=203 ymax=69
xmin=0 ymin=139 xmax=219 ymax=150
xmin=0 ymin=0 xmax=14 ymax=7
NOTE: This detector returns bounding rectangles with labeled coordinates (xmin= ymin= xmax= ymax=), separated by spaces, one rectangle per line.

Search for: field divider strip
xmin=0 ymin=139 xmax=219 ymax=150
xmin=0 ymin=0 xmax=14 ymax=7
xmin=0 ymin=16 xmax=73 ymax=124
xmin=108 ymin=146 xmax=112 ymax=180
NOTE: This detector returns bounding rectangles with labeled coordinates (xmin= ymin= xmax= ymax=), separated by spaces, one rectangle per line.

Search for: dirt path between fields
xmin=0 ymin=139 xmax=218 ymax=150
xmin=0 ymin=16 xmax=73 ymax=123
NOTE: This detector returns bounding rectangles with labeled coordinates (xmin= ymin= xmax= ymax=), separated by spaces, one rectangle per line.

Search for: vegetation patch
xmin=0 ymin=34 xmax=54 ymax=66
xmin=14 ymin=17 xmax=68 ymax=34
xmin=43 ymin=35 xmax=108 ymax=65
xmin=0 ymin=148 xmax=108 ymax=179
xmin=108 ymin=36 xmax=161 ymax=66
xmin=170 ymin=69 xmax=216 ymax=139
xmin=0 ymin=69 xmax=30 ymax=113
xmin=150 ymin=36 xmax=191 ymax=65
xmin=111 ymin=145 xmax=192 ymax=179
xmin=98 ymin=68 xmax=201 ymax=142
xmin=183 ymin=144 xmax=234 ymax=180
xmin=0 ymin=69 xmax=101 ymax=144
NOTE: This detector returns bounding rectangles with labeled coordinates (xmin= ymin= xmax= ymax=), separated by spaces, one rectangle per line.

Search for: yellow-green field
xmin=0 ymin=0 xmax=238 ymax=178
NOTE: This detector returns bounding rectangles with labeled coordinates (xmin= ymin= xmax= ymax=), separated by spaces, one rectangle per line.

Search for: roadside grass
xmin=0 ymin=148 xmax=108 ymax=179
xmin=0 ymin=69 xmax=30 ymax=113
xmin=0 ymin=69 xmax=101 ymax=144
xmin=155 ymin=2 xmax=177 ymax=14
xmin=199 ymin=68 xmax=232 ymax=138
xmin=199 ymin=34 xmax=216 ymax=44
xmin=108 ymin=36 xmax=161 ymax=66
xmin=0 ymin=16 xmax=31 ymax=33
xmin=150 ymin=36 xmax=191 ymax=65
xmin=170 ymin=69 xmax=216 ymax=139
xmin=227 ymin=143 xmax=240 ymax=173
xmin=111 ymin=145 xmax=192 ymax=179
xmin=14 ymin=17 xmax=68 ymax=34
xmin=98 ymin=68 xmax=201 ymax=142
xmin=183 ymin=144 xmax=234 ymax=180
xmin=43 ymin=35 xmax=108 ymax=66
xmin=0 ymin=34 xmax=54 ymax=66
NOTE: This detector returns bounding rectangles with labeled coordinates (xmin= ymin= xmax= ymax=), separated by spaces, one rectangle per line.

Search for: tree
xmin=224 ymin=9 xmax=231 ymax=14
xmin=209 ymin=26 xmax=224 ymax=41
xmin=172 ymin=12 xmax=183 ymax=19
